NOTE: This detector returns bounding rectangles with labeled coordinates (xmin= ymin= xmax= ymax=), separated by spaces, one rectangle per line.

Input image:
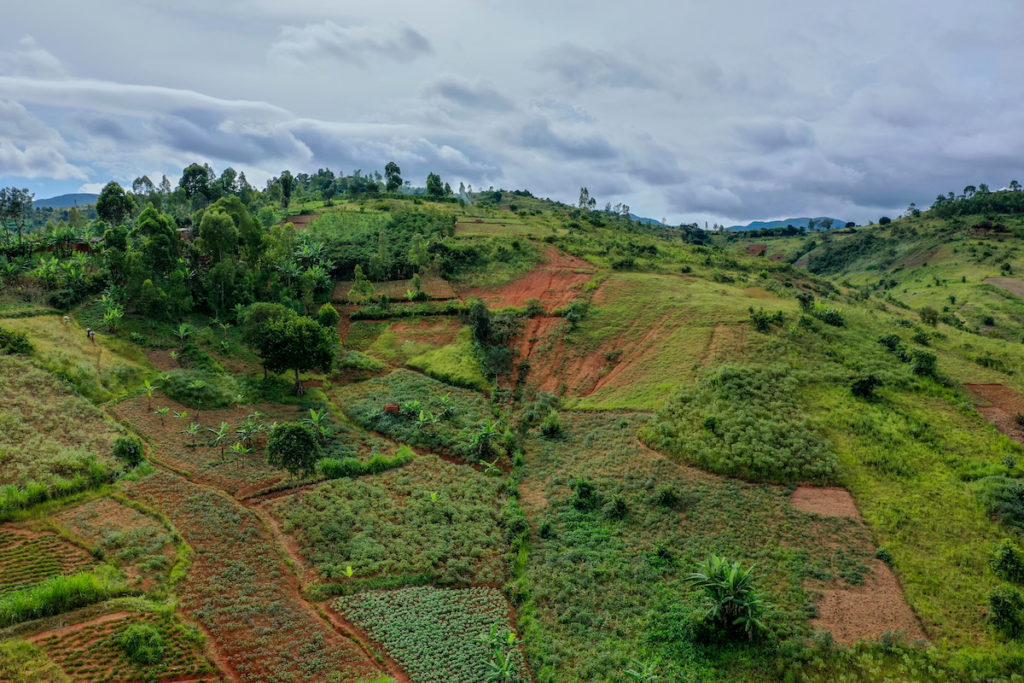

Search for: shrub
xmin=317 ymin=302 xmax=340 ymax=328
xmin=989 ymin=586 xmax=1024 ymax=639
xmin=0 ymin=327 xmax=32 ymax=355
xmin=910 ymin=350 xmax=937 ymax=378
xmin=117 ymin=623 xmax=166 ymax=665
xmin=317 ymin=446 xmax=414 ymax=479
xmin=850 ymin=375 xmax=881 ymax=399
xmin=524 ymin=298 xmax=544 ymax=317
xmin=749 ymin=308 xmax=784 ymax=333
xmin=571 ymin=480 xmax=599 ymax=511
xmin=539 ymin=410 xmax=562 ymax=438
xmin=162 ymin=370 xmax=239 ymax=409
xmin=112 ymin=436 xmax=144 ymax=467
xmin=267 ymin=422 xmax=321 ymax=476
xmin=991 ymin=539 xmax=1024 ymax=583
xmin=814 ymin=306 xmax=845 ymax=327
xmin=919 ymin=307 xmax=939 ymax=326
xmin=980 ymin=477 xmax=1024 ymax=530
xmin=655 ymin=486 xmax=680 ymax=509
xmin=603 ymin=495 xmax=628 ymax=520
xmin=795 ymin=292 xmax=815 ymax=311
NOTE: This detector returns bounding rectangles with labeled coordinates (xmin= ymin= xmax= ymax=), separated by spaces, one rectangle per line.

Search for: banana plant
xmin=207 ymin=422 xmax=230 ymax=461
xmin=154 ymin=407 xmax=169 ymax=424
xmin=141 ymin=379 xmax=158 ymax=409
xmin=182 ymin=422 xmax=201 ymax=448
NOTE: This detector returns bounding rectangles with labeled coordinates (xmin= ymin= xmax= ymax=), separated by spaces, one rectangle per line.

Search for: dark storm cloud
xmin=514 ymin=118 xmax=617 ymax=161
xmin=423 ymin=77 xmax=513 ymax=112
xmin=4 ymin=3 xmax=1024 ymax=225
xmin=269 ymin=21 xmax=432 ymax=66
xmin=152 ymin=110 xmax=310 ymax=165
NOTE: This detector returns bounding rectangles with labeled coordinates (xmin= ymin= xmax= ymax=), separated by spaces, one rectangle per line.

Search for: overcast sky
xmin=2 ymin=1 xmax=1023 ymax=226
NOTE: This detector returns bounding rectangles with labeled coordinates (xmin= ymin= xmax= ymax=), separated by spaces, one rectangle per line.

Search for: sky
xmin=1 ymin=1 xmax=1023 ymax=226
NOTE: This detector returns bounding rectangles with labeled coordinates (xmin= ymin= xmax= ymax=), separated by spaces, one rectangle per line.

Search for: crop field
xmin=336 ymin=586 xmax=526 ymax=683
xmin=30 ymin=609 xmax=215 ymax=682
xmin=268 ymin=453 xmax=508 ymax=588
xmin=518 ymin=411 xmax=883 ymax=682
xmin=0 ymin=527 xmax=94 ymax=596
xmin=332 ymin=274 xmax=456 ymax=302
xmin=53 ymin=497 xmax=177 ymax=593
xmin=123 ymin=469 xmax=381 ymax=682
xmin=0 ymin=355 xmax=121 ymax=513
xmin=111 ymin=394 xmax=306 ymax=497
xmin=0 ymin=314 xmax=147 ymax=403
xmin=333 ymin=369 xmax=497 ymax=462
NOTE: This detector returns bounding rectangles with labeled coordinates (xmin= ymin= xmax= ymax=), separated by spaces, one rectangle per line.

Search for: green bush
xmin=749 ymin=307 xmax=784 ymax=333
xmin=850 ymin=375 xmax=881 ymax=399
xmin=686 ymin=555 xmax=770 ymax=640
xmin=318 ymin=446 xmax=414 ymax=479
xmin=910 ymin=350 xmax=937 ymax=377
xmin=539 ymin=410 xmax=562 ymax=438
xmin=112 ymin=436 xmax=144 ymax=466
xmin=161 ymin=370 xmax=240 ymax=409
xmin=117 ymin=622 xmax=166 ymax=665
xmin=0 ymin=327 xmax=33 ymax=355
xmin=317 ymin=303 xmax=340 ymax=329
xmin=338 ymin=350 xmax=387 ymax=373
xmin=267 ymin=422 xmax=321 ymax=476
xmin=991 ymin=539 xmax=1024 ymax=583
xmin=989 ymin=586 xmax=1024 ymax=639
xmin=980 ymin=477 xmax=1024 ymax=530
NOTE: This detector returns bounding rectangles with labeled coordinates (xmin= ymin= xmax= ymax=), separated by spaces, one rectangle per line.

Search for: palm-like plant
xmin=471 ymin=420 xmax=501 ymax=459
xmin=302 ymin=408 xmax=331 ymax=443
xmin=207 ymin=422 xmax=230 ymax=461
xmin=141 ymin=380 xmax=158 ymax=409
xmin=685 ymin=555 xmax=769 ymax=640
xmin=175 ymin=323 xmax=194 ymax=347
xmin=182 ymin=422 xmax=201 ymax=448
xmin=154 ymin=407 xmax=169 ymax=424
xmin=625 ymin=659 xmax=661 ymax=681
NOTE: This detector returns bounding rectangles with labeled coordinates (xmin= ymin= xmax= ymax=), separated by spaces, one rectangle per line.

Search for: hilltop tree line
xmin=930 ymin=181 xmax=1024 ymax=218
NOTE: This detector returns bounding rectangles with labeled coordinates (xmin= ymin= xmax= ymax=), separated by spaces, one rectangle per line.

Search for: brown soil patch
xmin=282 ymin=213 xmax=320 ymax=230
xmin=811 ymin=559 xmax=926 ymax=645
xmin=744 ymin=244 xmax=767 ymax=256
xmin=389 ymin=317 xmax=462 ymax=347
xmin=790 ymin=487 xmax=862 ymax=521
xmin=111 ymin=394 xmax=303 ymax=497
xmin=461 ymin=246 xmax=594 ymax=312
xmin=984 ymin=276 xmax=1024 ymax=300
xmin=967 ymin=383 xmax=1024 ymax=445
xmin=146 ymin=348 xmax=181 ymax=372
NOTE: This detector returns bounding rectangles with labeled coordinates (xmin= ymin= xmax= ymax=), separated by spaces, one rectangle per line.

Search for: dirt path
xmin=122 ymin=469 xmax=382 ymax=683
xmin=790 ymin=486 xmax=862 ymax=520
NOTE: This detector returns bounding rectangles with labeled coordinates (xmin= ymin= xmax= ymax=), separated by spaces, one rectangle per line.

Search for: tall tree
xmin=0 ymin=187 xmax=33 ymax=247
xmin=385 ymin=161 xmax=402 ymax=193
xmin=426 ymin=172 xmax=444 ymax=198
xmin=251 ymin=313 xmax=337 ymax=393
xmin=279 ymin=170 xmax=295 ymax=208
xmin=96 ymin=182 xmax=134 ymax=226
xmin=179 ymin=163 xmax=213 ymax=201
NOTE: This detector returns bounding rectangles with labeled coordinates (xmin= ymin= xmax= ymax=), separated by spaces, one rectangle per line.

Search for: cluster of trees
xmin=930 ymin=182 xmax=1024 ymax=217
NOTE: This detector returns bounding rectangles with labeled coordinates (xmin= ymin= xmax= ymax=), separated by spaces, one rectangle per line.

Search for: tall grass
xmin=0 ymin=568 xmax=123 ymax=627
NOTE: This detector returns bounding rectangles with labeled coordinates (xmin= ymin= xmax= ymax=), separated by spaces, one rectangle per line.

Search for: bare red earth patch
xmin=984 ymin=277 xmax=1024 ymax=300
xmin=967 ymin=383 xmax=1024 ymax=446
xmin=790 ymin=487 xmax=862 ymax=520
xmin=461 ymin=246 xmax=594 ymax=312
xmin=811 ymin=559 xmax=926 ymax=645
xmin=744 ymin=244 xmax=768 ymax=256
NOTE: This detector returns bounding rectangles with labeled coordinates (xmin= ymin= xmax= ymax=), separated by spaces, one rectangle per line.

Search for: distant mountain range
xmin=728 ymin=216 xmax=848 ymax=231
xmin=628 ymin=213 xmax=664 ymax=225
xmin=33 ymin=193 xmax=99 ymax=208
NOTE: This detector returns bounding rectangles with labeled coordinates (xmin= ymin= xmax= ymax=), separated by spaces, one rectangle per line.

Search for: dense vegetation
xmin=4 ymin=166 xmax=1024 ymax=681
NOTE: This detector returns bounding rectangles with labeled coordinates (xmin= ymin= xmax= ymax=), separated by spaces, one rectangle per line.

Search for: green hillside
xmin=2 ymin=171 xmax=1024 ymax=681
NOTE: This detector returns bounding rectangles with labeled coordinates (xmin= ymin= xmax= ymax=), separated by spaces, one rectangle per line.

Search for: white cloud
xmin=269 ymin=21 xmax=432 ymax=66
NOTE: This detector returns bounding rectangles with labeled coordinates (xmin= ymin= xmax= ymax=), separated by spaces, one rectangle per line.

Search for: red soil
xmin=984 ymin=277 xmax=1024 ymax=300
xmin=389 ymin=317 xmax=462 ymax=347
xmin=811 ymin=559 xmax=926 ymax=645
xmin=790 ymin=487 xmax=924 ymax=645
xmin=123 ymin=469 xmax=381 ymax=683
xmin=790 ymin=487 xmax=862 ymax=521
xmin=461 ymin=246 xmax=594 ymax=312
xmin=282 ymin=214 xmax=320 ymax=230
xmin=967 ymin=383 xmax=1024 ymax=446
xmin=744 ymin=244 xmax=768 ymax=256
